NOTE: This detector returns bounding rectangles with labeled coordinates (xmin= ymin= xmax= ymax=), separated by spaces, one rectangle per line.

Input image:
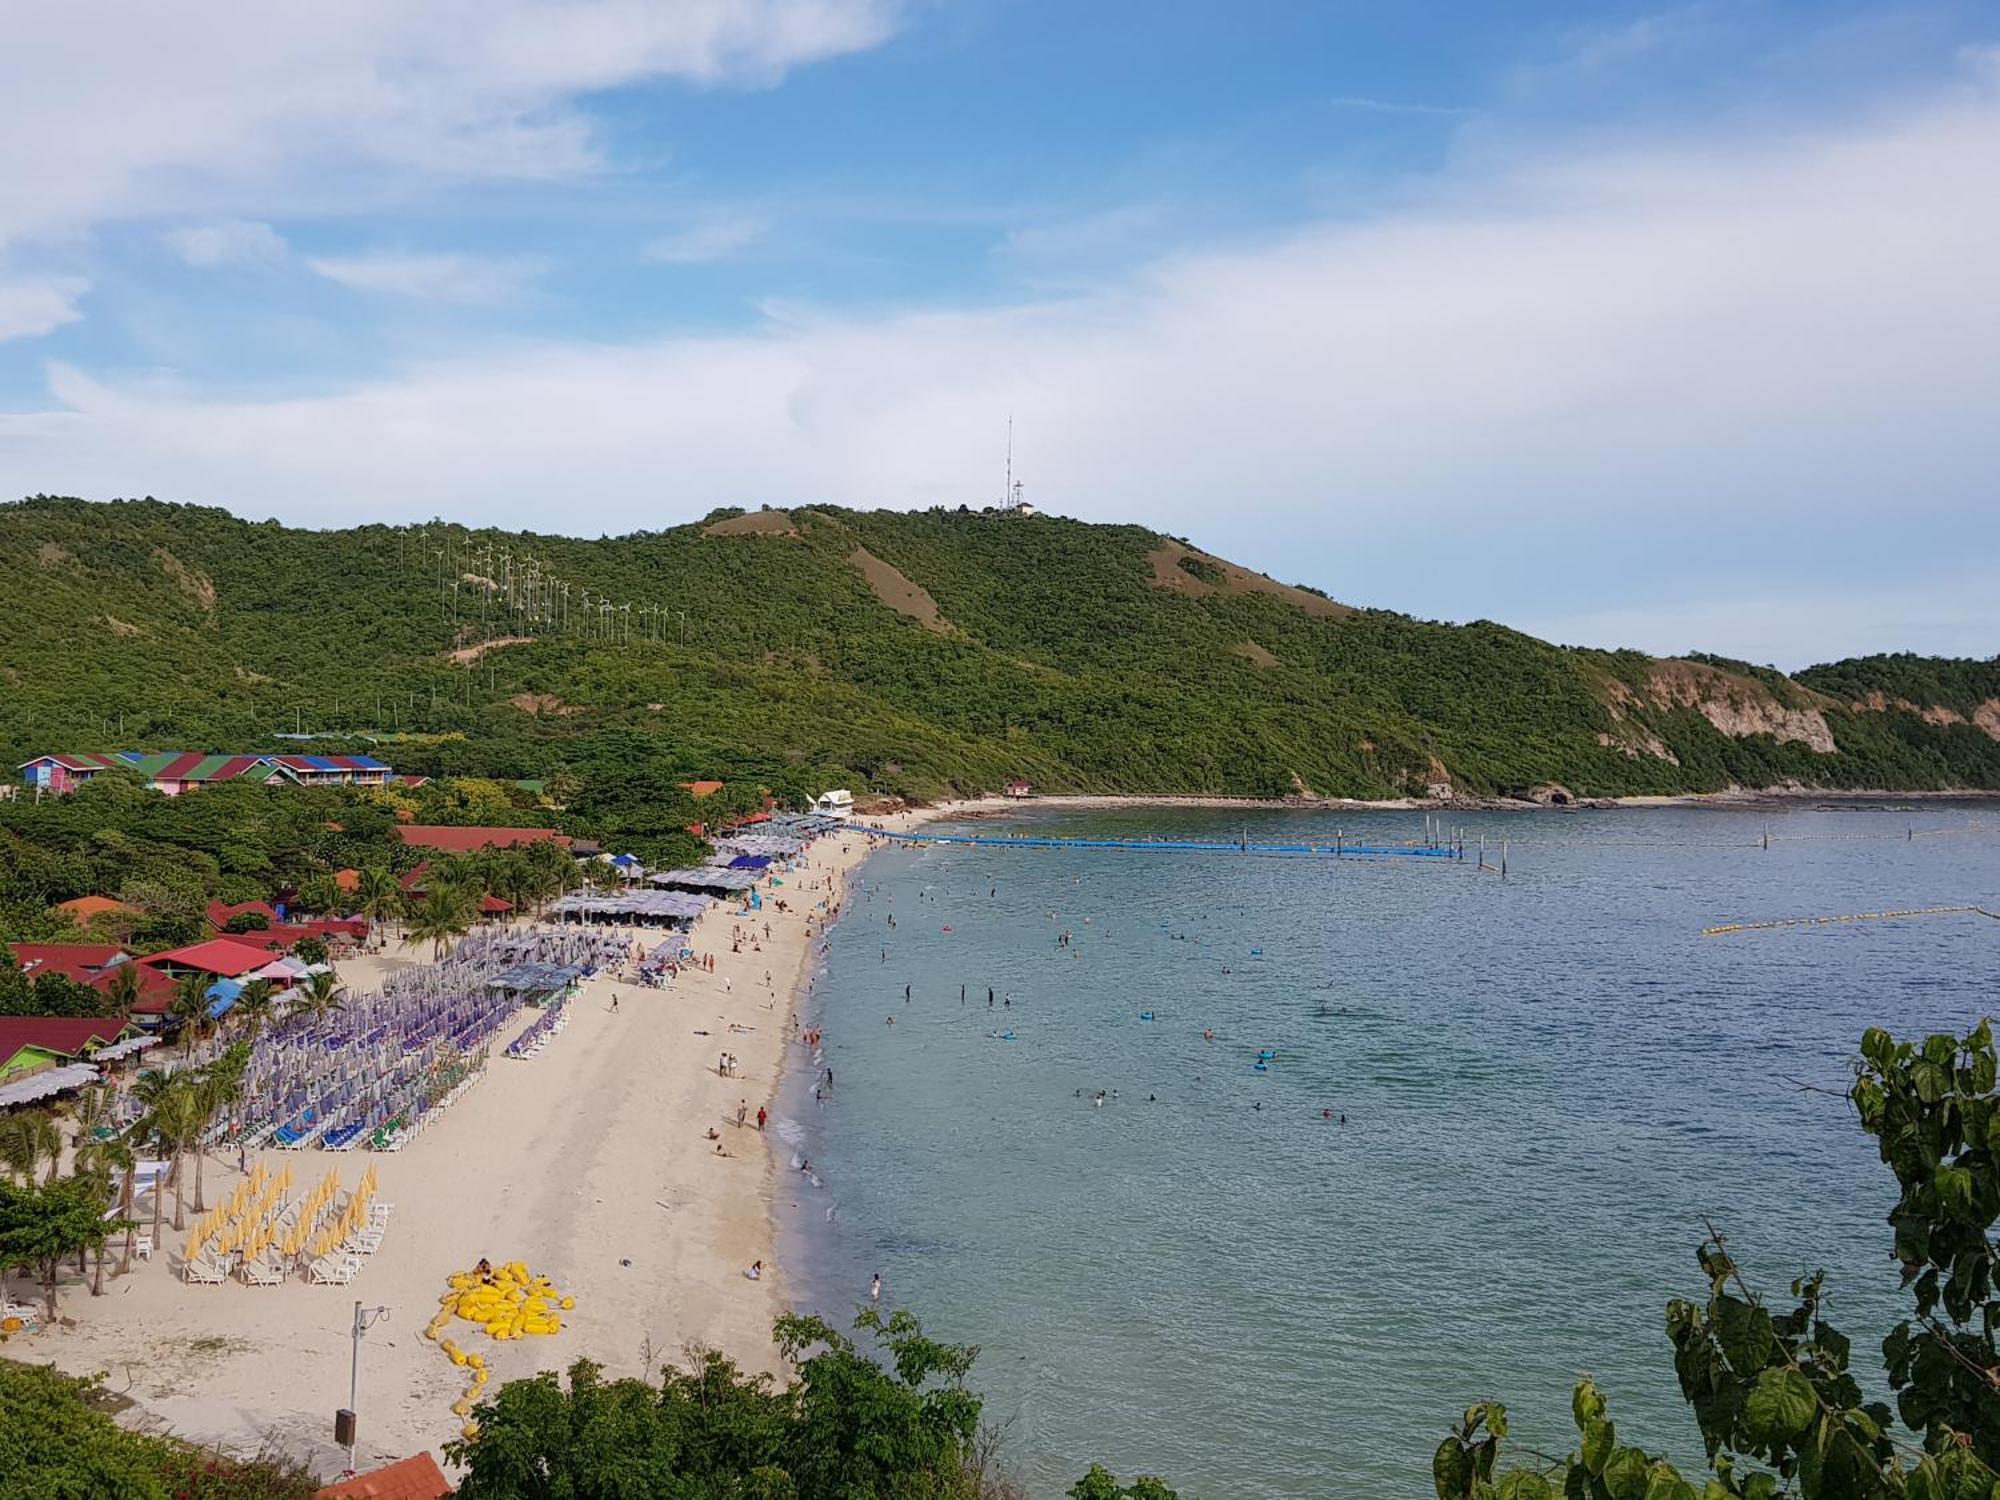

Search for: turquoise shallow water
xmin=776 ymin=804 xmax=2000 ymax=1498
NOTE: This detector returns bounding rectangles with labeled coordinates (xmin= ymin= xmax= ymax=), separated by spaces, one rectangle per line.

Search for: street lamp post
xmin=341 ymin=1299 xmax=392 ymax=1475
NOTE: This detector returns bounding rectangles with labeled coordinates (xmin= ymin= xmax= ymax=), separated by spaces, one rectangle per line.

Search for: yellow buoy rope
xmin=1703 ymin=905 xmax=2000 ymax=936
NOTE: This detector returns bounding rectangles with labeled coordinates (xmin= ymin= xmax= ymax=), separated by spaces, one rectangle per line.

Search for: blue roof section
xmin=350 ymin=755 xmax=388 ymax=770
xmin=304 ymin=755 xmax=338 ymax=770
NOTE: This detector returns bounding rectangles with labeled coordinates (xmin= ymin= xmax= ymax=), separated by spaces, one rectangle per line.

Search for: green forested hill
xmin=3 ymin=494 xmax=1997 ymax=802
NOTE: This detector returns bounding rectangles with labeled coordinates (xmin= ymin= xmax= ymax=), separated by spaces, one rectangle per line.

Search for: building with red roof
xmin=8 ymin=942 xmax=130 ymax=985
xmin=312 ymin=1452 xmax=452 ymax=1500
xmin=135 ymin=938 xmax=276 ymax=981
xmin=395 ymin=824 xmax=568 ymax=854
xmin=208 ymin=899 xmax=281 ymax=930
xmin=19 ymin=750 xmax=392 ymax=796
xmin=0 ymin=1016 xmax=142 ymax=1082
xmin=53 ymin=894 xmax=137 ymax=927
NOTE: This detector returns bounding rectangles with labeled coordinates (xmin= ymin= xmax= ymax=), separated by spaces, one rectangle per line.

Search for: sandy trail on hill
xmin=14 ymin=822 xmax=908 ymax=1478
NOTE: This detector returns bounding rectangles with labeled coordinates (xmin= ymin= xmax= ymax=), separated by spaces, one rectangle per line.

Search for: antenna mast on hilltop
xmin=1004 ymin=416 xmax=1012 ymax=507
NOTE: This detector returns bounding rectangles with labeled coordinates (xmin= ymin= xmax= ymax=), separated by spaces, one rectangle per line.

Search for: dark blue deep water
xmin=777 ymin=803 xmax=2000 ymax=1498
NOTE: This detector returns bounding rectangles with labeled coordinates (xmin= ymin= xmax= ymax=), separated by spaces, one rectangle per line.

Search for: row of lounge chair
xmin=181 ymin=1200 xmax=393 ymax=1288
xmin=505 ymin=1003 xmax=569 ymax=1059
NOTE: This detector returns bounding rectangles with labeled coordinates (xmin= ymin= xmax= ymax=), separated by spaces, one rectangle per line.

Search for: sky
xmin=1 ymin=1 xmax=1997 ymax=670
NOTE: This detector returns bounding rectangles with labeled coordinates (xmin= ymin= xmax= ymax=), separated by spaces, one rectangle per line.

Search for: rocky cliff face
xmin=1597 ymin=659 xmax=1837 ymax=756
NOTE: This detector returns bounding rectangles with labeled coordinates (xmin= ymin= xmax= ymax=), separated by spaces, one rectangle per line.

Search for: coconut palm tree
xmin=185 ymin=1045 xmax=249 ymax=1215
xmin=168 ymin=972 xmax=216 ymax=1059
xmin=233 ymin=978 xmax=276 ymax=1042
xmin=125 ymin=1068 xmax=180 ymax=1261
xmin=157 ymin=1085 xmax=201 ymax=1232
xmin=356 ymin=866 xmax=402 ymax=940
xmin=298 ymin=968 xmax=346 ymax=1027
xmin=405 ymin=886 xmax=476 ymax=960
xmin=74 ymin=1131 xmax=134 ymax=1294
xmin=0 ymin=1110 xmax=60 ymax=1185
xmin=99 ymin=961 xmax=144 ymax=1015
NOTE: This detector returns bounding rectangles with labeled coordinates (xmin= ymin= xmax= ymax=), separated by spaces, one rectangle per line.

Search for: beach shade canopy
xmin=648 ymin=866 xmax=760 ymax=894
xmin=488 ymin=962 xmax=583 ymax=994
xmin=0 ymin=1062 xmax=100 ymax=1109
xmin=205 ymin=977 xmax=244 ymax=1018
xmin=547 ymin=889 xmax=711 ymax=921
xmin=92 ymin=1034 xmax=159 ymax=1062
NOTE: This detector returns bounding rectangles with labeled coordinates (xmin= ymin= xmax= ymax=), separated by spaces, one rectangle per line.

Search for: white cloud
xmin=6 ymin=71 xmax=2000 ymax=660
xmin=643 ymin=212 xmax=768 ymax=264
xmin=0 ymin=275 xmax=87 ymax=342
xmin=305 ymin=251 xmax=542 ymax=302
xmin=0 ymin=1 xmax=902 ymax=246
xmin=163 ymin=219 xmax=288 ymax=268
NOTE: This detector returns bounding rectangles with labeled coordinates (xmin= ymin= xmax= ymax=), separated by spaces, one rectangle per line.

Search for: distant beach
xmin=26 ymin=813 xmax=930 ymax=1475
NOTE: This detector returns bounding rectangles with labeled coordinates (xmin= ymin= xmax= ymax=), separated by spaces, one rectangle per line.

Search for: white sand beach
xmin=9 ymin=818 xmax=916 ymax=1477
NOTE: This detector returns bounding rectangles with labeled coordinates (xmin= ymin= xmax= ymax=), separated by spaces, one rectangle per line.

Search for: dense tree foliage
xmin=3 ymin=496 xmax=1995 ymax=809
xmin=448 ymin=1306 xmax=1177 ymax=1500
xmin=1438 ymin=1022 xmax=2000 ymax=1499
xmin=0 ymin=1361 xmax=317 ymax=1499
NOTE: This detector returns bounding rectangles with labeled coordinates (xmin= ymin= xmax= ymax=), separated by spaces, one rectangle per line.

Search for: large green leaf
xmin=1742 ymin=1368 xmax=1817 ymax=1443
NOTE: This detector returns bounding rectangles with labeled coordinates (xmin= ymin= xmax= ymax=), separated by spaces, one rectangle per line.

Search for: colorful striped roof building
xmin=18 ymin=751 xmax=391 ymax=795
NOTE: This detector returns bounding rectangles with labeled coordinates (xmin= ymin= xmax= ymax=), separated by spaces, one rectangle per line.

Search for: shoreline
xmin=883 ymin=786 xmax=2000 ymax=820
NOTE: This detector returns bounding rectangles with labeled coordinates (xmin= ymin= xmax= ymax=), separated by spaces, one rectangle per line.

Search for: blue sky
xmin=2 ymin=1 xmax=1997 ymax=668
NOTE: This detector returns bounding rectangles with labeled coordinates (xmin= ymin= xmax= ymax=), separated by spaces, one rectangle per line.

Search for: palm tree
xmin=0 ymin=1110 xmax=60 ymax=1185
xmin=74 ymin=1132 xmax=134 ymax=1295
xmin=100 ymin=961 xmax=144 ymax=1015
xmin=233 ymin=979 xmax=276 ymax=1042
xmin=158 ymin=1085 xmax=201 ymax=1232
xmin=168 ymin=972 xmax=216 ymax=1059
xmin=405 ymin=887 xmax=476 ymax=960
xmin=356 ymin=866 xmax=402 ymax=941
xmin=126 ymin=1068 xmax=180 ymax=1262
xmin=187 ymin=1064 xmax=241 ymax=1214
xmin=298 ymin=969 xmax=346 ymax=1027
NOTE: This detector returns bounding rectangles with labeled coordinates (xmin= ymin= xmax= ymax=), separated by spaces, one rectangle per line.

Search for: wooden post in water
xmin=1501 ymin=840 xmax=1508 ymax=880
xmin=1762 ymin=823 xmax=1769 ymax=851
xmin=1478 ymin=833 xmax=1485 ymax=871
xmin=1336 ymin=828 xmax=1343 ymax=857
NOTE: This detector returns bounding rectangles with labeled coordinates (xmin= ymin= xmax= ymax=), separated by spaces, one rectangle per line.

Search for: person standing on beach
xmin=737 ymin=1100 xmax=748 ymax=1127
xmin=757 ymin=1106 xmax=767 ymax=1131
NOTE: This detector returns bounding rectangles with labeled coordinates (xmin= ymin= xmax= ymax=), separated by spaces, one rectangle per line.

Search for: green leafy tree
xmin=0 ymin=1172 xmax=114 ymax=1320
xmin=291 ymin=933 xmax=330 ymax=967
xmin=221 ymin=910 xmax=270 ymax=934
xmin=1436 ymin=1021 xmax=2000 ymax=1500
xmin=1069 ymin=1467 xmax=1180 ymax=1500
xmin=0 ymin=1361 xmax=318 ymax=1499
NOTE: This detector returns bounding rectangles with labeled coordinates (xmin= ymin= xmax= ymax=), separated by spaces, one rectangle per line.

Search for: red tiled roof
xmin=395 ymin=825 xmax=567 ymax=853
xmin=154 ymin=751 xmax=207 ymax=782
xmin=334 ymin=868 xmax=361 ymax=892
xmin=680 ymin=780 xmax=724 ymax=798
xmin=9 ymin=943 xmax=129 ymax=983
xmin=0 ymin=1016 xmax=136 ymax=1060
xmin=135 ymin=938 xmax=276 ymax=978
xmin=90 ymin=961 xmax=178 ymax=1014
xmin=208 ymin=899 xmax=281 ymax=930
xmin=313 ymin=1452 xmax=453 ymax=1500
xmin=54 ymin=895 xmax=133 ymax=922
xmin=479 ymin=895 xmax=513 ymax=914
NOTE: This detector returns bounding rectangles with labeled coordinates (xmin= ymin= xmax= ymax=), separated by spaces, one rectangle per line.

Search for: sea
xmin=775 ymin=802 xmax=2000 ymax=1498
